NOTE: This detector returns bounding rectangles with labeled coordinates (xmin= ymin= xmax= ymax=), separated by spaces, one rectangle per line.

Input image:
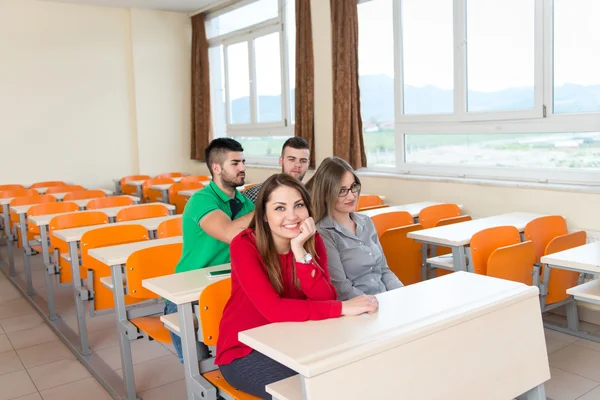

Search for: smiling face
xmin=334 ymin=171 xmax=359 ymax=215
xmin=279 ymin=147 xmax=310 ymax=181
xmin=265 ymin=185 xmax=310 ymax=250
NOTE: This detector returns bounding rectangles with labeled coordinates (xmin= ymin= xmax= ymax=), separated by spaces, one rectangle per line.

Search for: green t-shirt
xmin=175 ymin=181 xmax=254 ymax=273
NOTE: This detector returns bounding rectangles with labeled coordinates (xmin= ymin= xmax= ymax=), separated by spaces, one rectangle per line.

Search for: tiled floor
xmin=3 ymin=246 xmax=600 ymax=399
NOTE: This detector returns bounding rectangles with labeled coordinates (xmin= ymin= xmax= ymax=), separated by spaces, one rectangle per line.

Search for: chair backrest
xmin=487 ymin=241 xmax=536 ymax=285
xmin=142 ymin=178 xmax=175 ymax=197
xmin=120 ymin=175 xmax=151 ymax=196
xmin=524 ymin=215 xmax=568 ymax=263
xmin=168 ymin=182 xmax=204 ymax=213
xmin=435 ymin=215 xmax=472 ymax=227
xmin=198 ymin=278 xmax=232 ymax=346
xmin=357 ymin=204 xmax=389 ymax=212
xmin=63 ymin=190 xmax=107 ymax=201
xmin=0 ymin=184 xmax=24 ymax=191
xmin=380 ymin=224 xmax=423 ymax=285
xmin=87 ymin=195 xmax=134 ymax=210
xmin=10 ymin=195 xmax=56 ymax=223
xmin=357 ymin=195 xmax=383 ymax=211
xmin=157 ymin=217 xmax=182 ymax=238
xmin=470 ymin=226 xmax=521 ymax=275
xmin=370 ymin=211 xmax=413 ymax=239
xmin=116 ymin=204 xmax=170 ymax=222
xmin=30 ymin=181 xmax=66 ymax=189
xmin=27 ymin=202 xmax=80 ymax=234
xmin=81 ymin=224 xmax=150 ymax=310
xmin=418 ymin=204 xmax=461 ymax=229
xmin=0 ymin=189 xmax=38 ymax=200
xmin=125 ymin=242 xmax=182 ymax=299
xmin=46 ymin=185 xmax=85 ymax=195
xmin=156 ymin=172 xmax=184 ymax=179
xmin=544 ymin=230 xmax=587 ymax=305
xmin=180 ymin=175 xmax=210 ymax=185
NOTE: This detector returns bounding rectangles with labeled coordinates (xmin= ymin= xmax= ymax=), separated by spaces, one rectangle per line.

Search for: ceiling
xmin=39 ymin=0 xmax=226 ymax=13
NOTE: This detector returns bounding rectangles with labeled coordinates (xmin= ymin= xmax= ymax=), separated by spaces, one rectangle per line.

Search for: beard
xmin=222 ymin=170 xmax=246 ymax=189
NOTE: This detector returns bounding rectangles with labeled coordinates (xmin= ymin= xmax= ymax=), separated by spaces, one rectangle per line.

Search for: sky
xmin=210 ymin=0 xmax=600 ymax=99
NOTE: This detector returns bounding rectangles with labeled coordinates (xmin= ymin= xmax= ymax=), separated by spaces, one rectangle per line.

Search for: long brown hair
xmin=249 ymin=174 xmax=318 ymax=294
xmin=305 ymin=157 xmax=361 ymax=224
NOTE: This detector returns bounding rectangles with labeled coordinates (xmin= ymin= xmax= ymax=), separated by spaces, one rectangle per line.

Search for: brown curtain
xmin=190 ymin=13 xmax=213 ymax=161
xmin=330 ymin=0 xmax=367 ymax=169
xmin=294 ymin=0 xmax=315 ymax=168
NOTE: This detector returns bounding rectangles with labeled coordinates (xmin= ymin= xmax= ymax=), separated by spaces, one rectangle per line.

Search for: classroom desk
xmin=142 ymin=264 xmax=232 ymax=400
xmin=126 ymin=177 xmax=185 ymax=198
xmin=112 ymin=179 xmax=122 ymax=195
xmin=89 ymin=237 xmax=183 ymax=400
xmin=541 ymin=242 xmax=600 ymax=341
xmin=408 ymin=212 xmax=544 ymax=274
xmin=149 ymin=184 xmax=173 ymax=203
xmin=0 ymin=198 xmax=16 ymax=274
xmin=179 ymin=183 xmax=251 ymax=198
xmin=358 ymin=201 xmax=463 ymax=220
xmin=239 ymin=272 xmax=549 ymax=400
xmin=49 ymin=189 xmax=113 ymax=200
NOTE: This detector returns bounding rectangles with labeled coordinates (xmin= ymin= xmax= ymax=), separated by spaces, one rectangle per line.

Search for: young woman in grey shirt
xmin=306 ymin=157 xmax=404 ymax=301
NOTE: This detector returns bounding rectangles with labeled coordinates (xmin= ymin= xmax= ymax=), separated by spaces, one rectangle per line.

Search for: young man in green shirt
xmin=166 ymin=137 xmax=255 ymax=362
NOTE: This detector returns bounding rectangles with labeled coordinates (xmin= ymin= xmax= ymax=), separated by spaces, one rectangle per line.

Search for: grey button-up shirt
xmin=317 ymin=213 xmax=403 ymax=301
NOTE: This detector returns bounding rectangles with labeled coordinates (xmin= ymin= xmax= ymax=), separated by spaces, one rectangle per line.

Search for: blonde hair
xmin=305 ymin=157 xmax=361 ymax=224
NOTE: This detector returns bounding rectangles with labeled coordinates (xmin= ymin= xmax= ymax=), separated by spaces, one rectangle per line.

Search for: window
xmin=358 ymin=0 xmax=600 ymax=184
xmin=207 ymin=0 xmax=295 ymax=164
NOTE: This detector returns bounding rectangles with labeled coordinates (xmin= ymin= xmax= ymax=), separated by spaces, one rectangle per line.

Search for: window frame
xmin=360 ymin=0 xmax=600 ymax=185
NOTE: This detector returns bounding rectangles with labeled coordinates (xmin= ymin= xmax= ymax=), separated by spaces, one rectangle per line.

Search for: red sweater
xmin=215 ymin=228 xmax=343 ymax=365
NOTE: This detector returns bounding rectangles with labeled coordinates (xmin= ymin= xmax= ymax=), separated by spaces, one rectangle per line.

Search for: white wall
xmin=0 ymin=0 xmax=198 ymax=189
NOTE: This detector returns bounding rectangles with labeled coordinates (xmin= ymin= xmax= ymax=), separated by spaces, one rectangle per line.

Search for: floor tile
xmin=17 ymin=340 xmax=74 ymax=368
xmin=549 ymin=344 xmax=600 ymax=382
xmin=39 ymin=377 xmax=111 ymax=400
xmin=0 ymin=370 xmax=37 ymax=400
xmin=544 ymin=367 xmax=599 ymax=400
xmin=139 ymin=379 xmax=187 ymax=400
xmin=115 ymin=354 xmax=184 ymax=392
xmin=12 ymin=393 xmax=42 ymax=400
xmin=0 ymin=313 xmax=43 ymax=334
xmin=0 ymin=350 xmax=24 ymax=375
xmin=0 ymin=298 xmax=34 ymax=319
xmin=94 ymin=340 xmax=171 ymax=370
xmin=0 ymin=334 xmax=13 ymax=354
xmin=576 ymin=385 xmax=600 ymax=400
xmin=27 ymin=359 xmax=90 ymax=391
xmin=6 ymin=324 xmax=56 ymax=350
xmin=545 ymin=328 xmax=580 ymax=345
xmin=87 ymin=328 xmax=119 ymax=351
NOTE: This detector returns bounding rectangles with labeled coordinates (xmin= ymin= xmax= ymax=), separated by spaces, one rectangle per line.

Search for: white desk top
xmin=11 ymin=203 xmax=53 ymax=215
xmin=358 ymin=202 xmax=463 ymax=218
xmin=179 ymin=183 xmax=251 ymax=198
xmin=143 ymin=263 xmax=232 ymax=305
xmin=127 ymin=177 xmax=183 ymax=187
xmin=52 ymin=215 xmax=180 ymax=242
xmin=1 ymin=194 xmax=138 ymax=207
xmin=541 ymin=242 xmax=600 ymax=274
xmin=88 ymin=236 xmax=182 ymax=266
xmin=27 ymin=203 xmax=175 ymax=226
xmin=407 ymin=212 xmax=545 ymax=247
xmin=239 ymin=272 xmax=537 ymax=378
xmin=150 ymin=184 xmax=173 ymax=191
xmin=0 ymin=198 xmax=14 ymax=206
xmin=49 ymin=189 xmax=113 ymax=200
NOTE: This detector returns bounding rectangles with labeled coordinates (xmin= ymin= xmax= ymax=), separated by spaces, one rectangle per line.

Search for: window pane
xmin=209 ymin=45 xmax=227 ymax=137
xmin=405 ymin=132 xmax=600 ymax=169
xmin=227 ymin=42 xmax=251 ymax=124
xmin=254 ymin=32 xmax=282 ymax=123
xmin=236 ymin=136 xmax=287 ymax=158
xmin=466 ymin=0 xmax=535 ymax=112
xmin=401 ymin=0 xmax=454 ymax=114
xmin=207 ymin=0 xmax=279 ymax=38
xmin=553 ymin=0 xmax=600 ymax=114
xmin=358 ymin=0 xmax=395 ymax=167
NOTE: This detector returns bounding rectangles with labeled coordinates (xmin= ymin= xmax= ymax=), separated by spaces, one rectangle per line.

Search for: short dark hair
xmin=205 ymin=138 xmax=244 ymax=176
xmin=281 ymin=137 xmax=309 ymax=155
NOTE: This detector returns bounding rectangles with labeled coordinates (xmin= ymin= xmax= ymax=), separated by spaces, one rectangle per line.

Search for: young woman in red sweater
xmin=216 ymin=173 xmax=379 ymax=398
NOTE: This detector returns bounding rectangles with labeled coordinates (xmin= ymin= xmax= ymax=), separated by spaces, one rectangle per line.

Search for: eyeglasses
xmin=338 ymin=182 xmax=361 ymax=197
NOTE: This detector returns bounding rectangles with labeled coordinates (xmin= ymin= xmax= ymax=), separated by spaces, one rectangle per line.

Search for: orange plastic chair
xmin=120 ymin=175 xmax=151 ymax=196
xmin=0 ymin=184 xmax=24 ymax=191
xmin=30 ymin=181 xmax=66 ymax=189
xmin=49 ymin=211 xmax=110 ymax=284
xmin=63 ymin=190 xmax=107 ymax=201
xmin=357 ymin=195 xmax=384 ymax=211
xmin=380 ymin=224 xmax=423 ymax=285
xmin=10 ymin=195 xmax=56 ymax=245
xmin=180 ymin=175 xmax=210 ymax=185
xmin=156 ymin=172 xmax=184 ymax=179
xmin=157 ymin=217 xmax=182 ymax=238
xmin=470 ymin=226 xmax=521 ymax=275
xmin=487 ymin=241 xmax=536 ymax=285
xmin=116 ymin=204 xmax=170 ymax=222
xmin=143 ymin=178 xmax=175 ymax=203
xmin=27 ymin=202 xmax=80 ymax=245
xmin=87 ymin=195 xmax=134 ymax=210
xmin=428 ymin=215 xmax=473 ymax=278
xmin=199 ymin=278 xmax=261 ymax=400
xmin=370 ymin=211 xmax=413 ymax=239
xmin=80 ymin=224 xmax=149 ymax=312
xmin=543 ymin=231 xmax=587 ymax=305
xmin=124 ymin=242 xmax=182 ymax=343
xmin=418 ymin=204 xmax=461 ymax=229
xmin=1 ymin=189 xmax=39 ymax=235
xmin=46 ymin=185 xmax=85 ymax=195
xmin=169 ymin=182 xmax=204 ymax=214
xmin=524 ymin=215 xmax=568 ymax=263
